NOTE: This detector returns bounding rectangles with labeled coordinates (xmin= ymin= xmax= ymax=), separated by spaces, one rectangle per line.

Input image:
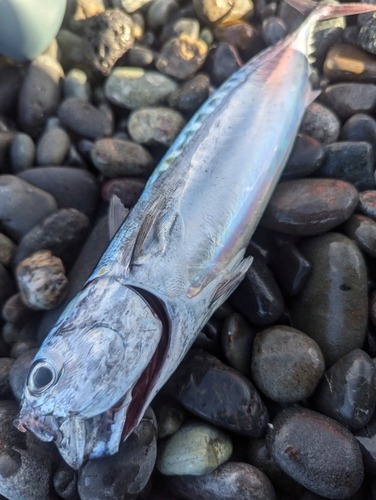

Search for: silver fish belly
xmin=15 ymin=0 xmax=376 ymax=469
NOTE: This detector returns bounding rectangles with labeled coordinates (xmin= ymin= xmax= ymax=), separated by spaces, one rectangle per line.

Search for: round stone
xmin=9 ymin=348 xmax=38 ymax=401
xmin=221 ymin=312 xmax=255 ymax=378
xmin=344 ymin=214 xmax=376 ymax=257
xmin=206 ymin=42 xmax=242 ymax=86
xmin=0 ymin=66 xmax=23 ymax=117
xmin=168 ymin=73 xmax=210 ymax=112
xmin=64 ymin=68 xmax=91 ymax=102
xmin=2 ymin=293 xmax=33 ymax=325
xmin=300 ymin=102 xmax=340 ymax=145
xmin=101 ymin=177 xmax=146 ymax=207
xmin=324 ymin=44 xmax=376 ymax=83
xmin=341 ymin=113 xmax=376 ymax=156
xmin=251 ymin=325 xmax=325 ymax=403
xmin=358 ymin=17 xmax=376 ymax=55
xmin=10 ymin=134 xmax=35 ymax=174
xmin=0 ymin=233 xmax=16 ymax=266
xmin=0 ymin=358 xmax=14 ymax=397
xmin=128 ymin=107 xmax=185 ymax=146
xmin=282 ymin=133 xmax=324 ymax=180
xmin=147 ymin=0 xmax=179 ymax=31
xmin=262 ymin=16 xmax=287 ymax=46
xmin=154 ymin=400 xmax=185 ymax=439
xmin=36 ymin=128 xmax=71 ymax=166
xmin=321 ymin=82 xmax=376 ymax=120
xmin=359 ymin=190 xmax=376 ymax=220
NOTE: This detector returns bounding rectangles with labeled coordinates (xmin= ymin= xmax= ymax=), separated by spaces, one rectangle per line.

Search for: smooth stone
xmin=359 ymin=190 xmax=376 ymax=220
xmin=105 ymin=68 xmax=178 ymax=110
xmin=53 ymin=461 xmax=79 ymax=500
xmin=161 ymin=17 xmax=201 ymax=42
xmin=156 ymin=421 xmax=233 ymax=476
xmin=83 ymin=9 xmax=134 ymax=76
xmin=344 ymin=214 xmax=376 ymax=257
xmin=18 ymin=167 xmax=99 ymax=221
xmin=16 ymin=250 xmax=68 ymax=310
xmin=168 ymin=73 xmax=210 ymax=112
xmin=2 ymin=321 xmax=37 ymax=345
xmin=154 ymin=400 xmax=185 ymax=439
xmin=91 ymin=137 xmax=153 ymax=177
xmin=262 ymin=16 xmax=287 ymax=46
xmin=101 ymin=177 xmax=145 ymax=207
xmin=282 ymin=134 xmax=324 ymax=180
xmin=251 ymin=325 xmax=324 ymax=403
xmin=10 ymin=340 xmax=39 ymax=360
xmin=341 ymin=25 xmax=359 ymax=45
xmin=0 ymin=358 xmax=14 ymax=397
xmin=126 ymin=45 xmax=154 ymax=67
xmin=0 ymin=131 xmax=16 ymax=174
xmin=221 ymin=312 xmax=255 ymax=378
xmin=0 ymin=66 xmax=23 ymax=116
xmin=0 ymin=175 xmax=57 ymax=240
xmin=156 ymin=35 xmax=208 ymax=80
xmin=354 ymin=414 xmax=376 ymax=474
xmin=193 ymin=0 xmax=233 ymax=24
xmin=2 ymin=293 xmax=33 ymax=325
xmin=214 ymin=21 xmax=264 ymax=61
xmin=168 ymin=349 xmax=269 ymax=437
xmin=56 ymin=29 xmax=86 ymax=70
xmin=230 ymin=255 xmax=284 ymax=325
xmin=320 ymin=83 xmax=376 ymax=120
xmin=193 ymin=318 xmax=223 ymax=357
xmin=300 ymin=102 xmax=340 ymax=145
xmin=0 ymin=0 xmax=66 ymax=61
xmin=341 ymin=113 xmax=376 ymax=157
xmin=64 ymin=68 xmax=91 ymax=102
xmin=18 ymin=55 xmax=64 ymax=137
xmin=58 ymin=98 xmax=113 ymax=140
xmin=205 ymin=42 xmax=242 ymax=87
xmin=147 ymin=0 xmax=179 ymax=31
xmin=324 ymin=44 xmax=376 ymax=83
xmin=313 ymin=349 xmax=376 ymax=431
xmin=261 ymin=179 xmax=358 ymax=236
xmin=114 ymin=0 xmax=151 ymax=13
xmin=290 ymin=233 xmax=368 ymax=367
xmin=10 ymin=133 xmax=35 ymax=174
xmin=358 ymin=17 xmax=376 ymax=55
xmin=166 ymin=462 xmax=276 ymax=500
xmin=0 ymin=233 xmax=16 ymax=266
xmin=220 ymin=0 xmax=254 ymax=24
xmin=269 ymin=243 xmax=311 ymax=296
xmin=36 ymin=128 xmax=71 ymax=166
xmin=78 ymin=408 xmax=157 ymax=500
xmin=266 ymin=407 xmax=364 ymax=498
xmin=316 ymin=141 xmax=374 ymax=191
xmin=15 ymin=208 xmax=91 ymax=269
xmin=128 ymin=107 xmax=185 ymax=146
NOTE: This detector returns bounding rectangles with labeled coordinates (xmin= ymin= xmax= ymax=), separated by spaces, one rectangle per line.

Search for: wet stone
xmin=101 ymin=177 xmax=146 ymax=207
xmin=262 ymin=17 xmax=287 ymax=46
xmin=2 ymin=293 xmax=33 ymax=325
xmin=313 ymin=349 xmax=376 ymax=431
xmin=83 ymin=9 xmax=134 ymax=76
xmin=359 ymin=190 xmax=376 ymax=220
xmin=156 ymin=36 xmax=208 ymax=80
xmin=269 ymin=243 xmax=311 ymax=296
xmin=0 ymin=175 xmax=57 ymax=240
xmin=358 ymin=17 xmax=376 ymax=55
xmin=128 ymin=107 xmax=185 ymax=146
xmin=300 ymin=102 xmax=340 ymax=145
xmin=193 ymin=0 xmax=233 ymax=24
xmin=168 ymin=349 xmax=269 ymax=437
xmin=214 ymin=21 xmax=264 ymax=61
xmin=320 ymin=82 xmax=376 ymax=120
xmin=0 ymin=233 xmax=16 ymax=266
xmin=78 ymin=407 xmax=157 ymax=500
xmin=16 ymin=250 xmax=68 ymax=311
xmin=316 ymin=141 xmax=374 ymax=191
xmin=205 ymin=42 xmax=242 ymax=87
xmin=91 ymin=138 xmax=153 ymax=177
xmin=154 ymin=400 xmax=185 ymax=439
xmin=161 ymin=17 xmax=201 ymax=43
xmin=53 ymin=461 xmax=79 ymax=500
xmin=58 ymin=98 xmax=113 ymax=140
xmin=0 ymin=66 xmax=23 ymax=117
xmin=10 ymin=133 xmax=35 ymax=174
xmin=0 ymin=131 xmax=17 ymax=174
xmin=221 ymin=312 xmax=255 ymax=378
xmin=251 ymin=326 xmax=324 ymax=403
xmin=0 ymin=358 xmax=14 ymax=397
xmin=354 ymin=414 xmax=376 ymax=475
xmin=147 ymin=0 xmax=179 ymax=31
xmin=266 ymin=407 xmax=364 ymax=498
xmin=341 ymin=113 xmax=376 ymax=157
xmin=56 ymin=30 xmax=86 ymax=70
xmin=168 ymin=74 xmax=210 ymax=112
xmin=36 ymin=127 xmax=71 ymax=166
xmin=290 ymin=233 xmax=368 ymax=367
xmin=166 ymin=462 xmax=276 ymax=500
xmin=231 ymin=255 xmax=284 ymax=325
xmin=156 ymin=421 xmax=233 ymax=476
xmin=64 ymin=68 xmax=91 ymax=102
xmin=2 ymin=321 xmax=36 ymax=345
xmin=18 ymin=56 xmax=64 ymax=137
xmin=193 ymin=318 xmax=223 ymax=357
xmin=114 ymin=0 xmax=151 ymax=14
xmin=261 ymin=178 xmax=358 ymax=236
xmin=344 ymin=214 xmax=376 ymax=257
xmin=10 ymin=348 xmax=38 ymax=401
xmin=282 ymin=134 xmax=324 ymax=180
xmin=18 ymin=167 xmax=99 ymax=221
xmin=323 ymin=44 xmax=376 ymax=83
xmin=105 ymin=68 xmax=178 ymax=110
xmin=126 ymin=45 xmax=154 ymax=67
xmin=15 ymin=208 xmax=91 ymax=269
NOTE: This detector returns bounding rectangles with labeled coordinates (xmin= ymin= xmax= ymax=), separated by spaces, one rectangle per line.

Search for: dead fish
xmin=15 ymin=0 xmax=376 ymax=469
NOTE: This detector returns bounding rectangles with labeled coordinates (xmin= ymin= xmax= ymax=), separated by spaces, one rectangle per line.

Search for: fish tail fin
xmin=286 ymin=0 xmax=376 ymax=20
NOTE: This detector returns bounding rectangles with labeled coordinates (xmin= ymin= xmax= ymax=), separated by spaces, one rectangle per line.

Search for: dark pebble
xmin=205 ymin=43 xmax=242 ymax=87
xmin=0 ymin=358 xmax=14 ymax=397
xmin=36 ymin=127 xmax=71 ymax=166
xmin=290 ymin=233 xmax=368 ymax=366
xmin=231 ymin=255 xmax=284 ymax=325
xmin=2 ymin=293 xmax=33 ymax=325
xmin=101 ymin=177 xmax=146 ymax=207
xmin=320 ymin=82 xmax=376 ymax=120
xmin=193 ymin=317 xmax=223 ymax=357
xmin=266 ymin=407 xmax=364 ymax=498
xmin=214 ymin=21 xmax=264 ymax=61
xmin=153 ymin=399 xmax=185 ymax=439
xmin=168 ymin=349 xmax=269 ymax=437
xmin=316 ymin=141 xmax=374 ymax=191
xmin=354 ymin=414 xmax=376 ymax=475
xmin=359 ymin=190 xmax=376 ymax=220
xmin=282 ymin=134 xmax=324 ymax=180
xmin=166 ymin=462 xmax=276 ymax=500
xmin=77 ymin=408 xmax=157 ymax=500
xmin=10 ymin=340 xmax=39 ymax=359
xmin=58 ymin=98 xmax=113 ymax=140
xmin=221 ymin=312 xmax=255 ymax=378
xmin=358 ymin=17 xmax=376 ymax=55
xmin=9 ymin=348 xmax=38 ymax=401
xmin=262 ymin=17 xmax=287 ymax=46
xmin=269 ymin=243 xmax=311 ymax=296
xmin=126 ymin=45 xmax=154 ymax=67
xmin=0 ymin=264 xmax=16 ymax=309
xmin=341 ymin=114 xmax=376 ymax=157
xmin=0 ymin=66 xmax=23 ymax=117
xmin=300 ymin=102 xmax=340 ymax=145
xmin=53 ymin=461 xmax=79 ymax=500
xmin=251 ymin=325 xmax=324 ymax=403
xmin=313 ymin=349 xmax=376 ymax=430
xmin=15 ymin=208 xmax=91 ymax=269
xmin=344 ymin=214 xmax=376 ymax=257
xmin=261 ymin=178 xmax=358 ymax=236
xmin=10 ymin=133 xmax=35 ymax=174
xmin=323 ymin=44 xmax=376 ymax=83
xmin=168 ymin=73 xmax=210 ymax=112
xmin=0 ymin=131 xmax=18 ymax=174
xmin=18 ymin=167 xmax=99 ymax=221
xmin=18 ymin=56 xmax=64 ymax=137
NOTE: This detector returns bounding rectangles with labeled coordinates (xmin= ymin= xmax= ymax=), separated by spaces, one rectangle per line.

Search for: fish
xmin=14 ymin=0 xmax=376 ymax=470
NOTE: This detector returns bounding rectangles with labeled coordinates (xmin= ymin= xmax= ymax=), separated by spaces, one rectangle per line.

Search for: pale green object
xmin=0 ymin=0 xmax=67 ymax=61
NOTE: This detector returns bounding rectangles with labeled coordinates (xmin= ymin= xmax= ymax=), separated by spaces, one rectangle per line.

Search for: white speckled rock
xmin=128 ymin=107 xmax=186 ymax=146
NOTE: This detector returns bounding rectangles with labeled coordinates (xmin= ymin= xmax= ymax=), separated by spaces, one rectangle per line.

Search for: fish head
xmin=14 ymin=277 xmax=166 ymax=469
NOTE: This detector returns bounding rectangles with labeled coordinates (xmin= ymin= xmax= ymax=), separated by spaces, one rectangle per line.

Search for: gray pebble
xmin=126 ymin=45 xmax=154 ymax=67
xmin=36 ymin=128 xmax=71 ymax=166
xmin=53 ymin=461 xmax=79 ymax=500
xmin=128 ymin=107 xmax=185 ymax=146
xmin=0 ymin=264 xmax=16 ymax=310
xmin=154 ymin=400 xmax=185 ymax=439
xmin=0 ymin=131 xmax=17 ymax=174
xmin=10 ymin=340 xmax=39 ymax=360
xmin=168 ymin=73 xmax=210 ymax=112
xmin=0 ymin=358 xmax=14 ymax=397
xmin=10 ymin=133 xmax=35 ymax=174
xmin=344 ymin=214 xmax=376 ymax=257
xmin=359 ymin=190 xmax=376 ymax=220
xmin=0 ymin=175 xmax=57 ymax=240
xmin=9 ymin=348 xmax=38 ymax=401
xmin=0 ymin=233 xmax=16 ymax=266
xmin=358 ymin=17 xmax=376 ymax=55
xmin=64 ymin=68 xmax=91 ymax=102
xmin=262 ymin=17 xmax=287 ymax=46
xmin=105 ymin=68 xmax=178 ymax=110
xmin=2 ymin=293 xmax=33 ymax=325
xmin=300 ymin=102 xmax=340 ymax=145
xmin=114 ymin=0 xmax=152 ymax=13
xmin=56 ymin=29 xmax=86 ymax=70
xmin=221 ymin=312 xmax=255 ymax=378
xmin=2 ymin=321 xmax=36 ymax=345
xmin=147 ymin=0 xmax=179 ymax=31
xmin=321 ymin=83 xmax=376 ymax=120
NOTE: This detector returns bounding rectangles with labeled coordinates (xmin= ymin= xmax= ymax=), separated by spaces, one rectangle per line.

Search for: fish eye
xmin=27 ymin=361 xmax=58 ymax=395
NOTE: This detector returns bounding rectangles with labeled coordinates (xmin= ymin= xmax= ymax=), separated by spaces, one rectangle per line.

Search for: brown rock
xmin=324 ymin=44 xmax=376 ymax=83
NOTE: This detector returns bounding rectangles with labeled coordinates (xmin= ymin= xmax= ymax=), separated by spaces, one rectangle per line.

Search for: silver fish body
xmin=15 ymin=0 xmax=376 ymax=469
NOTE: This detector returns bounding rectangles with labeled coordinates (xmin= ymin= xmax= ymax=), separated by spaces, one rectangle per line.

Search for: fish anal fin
xmin=108 ymin=195 xmax=129 ymax=240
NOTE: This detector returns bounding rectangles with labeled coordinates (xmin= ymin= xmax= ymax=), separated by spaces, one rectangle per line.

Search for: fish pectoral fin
xmin=209 ymin=255 xmax=253 ymax=308
xmin=108 ymin=195 xmax=130 ymax=240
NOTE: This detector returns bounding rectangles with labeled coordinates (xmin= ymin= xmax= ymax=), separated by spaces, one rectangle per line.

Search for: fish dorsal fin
xmin=108 ymin=195 xmax=129 ymax=240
